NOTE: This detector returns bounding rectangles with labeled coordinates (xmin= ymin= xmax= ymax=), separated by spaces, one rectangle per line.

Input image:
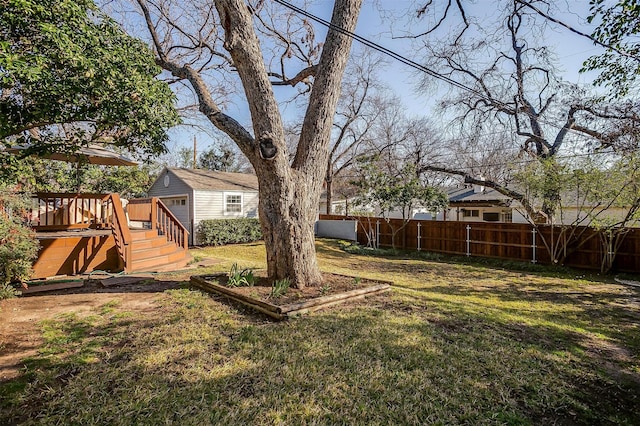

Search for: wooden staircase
xmin=30 ymin=193 xmax=190 ymax=278
xmin=129 ymin=228 xmax=191 ymax=272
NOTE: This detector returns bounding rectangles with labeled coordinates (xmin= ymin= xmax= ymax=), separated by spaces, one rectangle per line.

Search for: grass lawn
xmin=1 ymin=239 xmax=639 ymax=425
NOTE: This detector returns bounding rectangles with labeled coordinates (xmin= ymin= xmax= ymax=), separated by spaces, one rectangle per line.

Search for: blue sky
xmin=166 ymin=0 xmax=606 ymax=155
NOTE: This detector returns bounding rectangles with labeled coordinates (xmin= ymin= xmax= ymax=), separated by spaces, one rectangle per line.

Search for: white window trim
xmin=224 ymin=192 xmax=243 ymax=215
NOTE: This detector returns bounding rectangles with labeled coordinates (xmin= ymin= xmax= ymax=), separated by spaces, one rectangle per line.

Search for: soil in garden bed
xmin=203 ymin=271 xmax=387 ymax=306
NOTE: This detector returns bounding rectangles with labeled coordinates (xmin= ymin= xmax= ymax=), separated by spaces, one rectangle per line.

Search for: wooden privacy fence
xmin=319 ymin=214 xmax=640 ymax=273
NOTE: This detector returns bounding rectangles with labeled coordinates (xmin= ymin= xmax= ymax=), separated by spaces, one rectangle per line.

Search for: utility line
xmin=515 ymin=0 xmax=640 ymax=62
xmin=272 ymin=0 xmax=478 ymax=94
xmin=271 ymin=0 xmax=626 ymax=142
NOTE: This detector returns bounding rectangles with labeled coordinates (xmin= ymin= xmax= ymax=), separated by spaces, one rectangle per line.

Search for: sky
xmin=165 ymin=0 xmax=607 ymax=156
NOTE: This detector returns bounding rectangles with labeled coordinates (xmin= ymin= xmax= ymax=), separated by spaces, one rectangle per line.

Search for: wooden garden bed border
xmin=190 ymin=274 xmax=391 ymax=320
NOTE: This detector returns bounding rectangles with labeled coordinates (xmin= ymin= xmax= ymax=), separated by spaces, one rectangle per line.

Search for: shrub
xmin=0 ymin=283 xmax=21 ymax=299
xmin=196 ymin=218 xmax=262 ymax=246
xmin=0 ymin=187 xmax=39 ymax=295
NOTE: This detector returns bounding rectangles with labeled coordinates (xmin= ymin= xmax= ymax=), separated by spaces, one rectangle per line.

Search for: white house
xmin=147 ymin=168 xmax=259 ymax=245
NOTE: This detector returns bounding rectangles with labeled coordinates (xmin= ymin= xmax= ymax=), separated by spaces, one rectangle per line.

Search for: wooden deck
xmin=30 ymin=194 xmax=190 ymax=279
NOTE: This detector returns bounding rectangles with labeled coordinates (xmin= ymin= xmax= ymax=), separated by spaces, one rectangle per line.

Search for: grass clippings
xmin=1 ymin=239 xmax=638 ymax=425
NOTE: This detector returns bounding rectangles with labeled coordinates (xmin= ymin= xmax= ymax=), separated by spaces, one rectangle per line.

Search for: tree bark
xmin=212 ymin=0 xmax=362 ymax=288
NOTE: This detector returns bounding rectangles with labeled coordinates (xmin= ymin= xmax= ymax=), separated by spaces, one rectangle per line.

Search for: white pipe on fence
xmin=466 ymin=225 xmax=471 ymax=257
xmin=532 ymin=228 xmax=537 ymax=263
xmin=417 ymin=222 xmax=421 ymax=251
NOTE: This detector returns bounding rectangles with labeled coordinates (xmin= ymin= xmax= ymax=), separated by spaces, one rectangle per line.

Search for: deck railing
xmin=30 ymin=193 xmax=112 ymax=230
xmin=27 ymin=193 xmax=188 ymax=275
xmin=127 ymin=197 xmax=189 ymax=251
xmin=107 ymin=193 xmax=132 ymax=271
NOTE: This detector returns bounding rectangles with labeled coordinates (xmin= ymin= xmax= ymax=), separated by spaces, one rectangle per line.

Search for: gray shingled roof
xmin=169 ymin=168 xmax=258 ymax=191
xmin=446 ymin=184 xmax=512 ymax=206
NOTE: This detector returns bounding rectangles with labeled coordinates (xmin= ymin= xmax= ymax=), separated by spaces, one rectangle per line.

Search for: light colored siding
xmin=148 ymin=170 xmax=192 ymax=198
xmin=192 ymin=190 xmax=260 ymax=245
xmin=193 ymin=190 xmax=222 ymax=246
xmin=158 ymin=196 xmax=191 ymax=243
xmin=194 ymin=191 xmax=224 ymax=221
xmin=244 ymin=192 xmax=259 ymax=218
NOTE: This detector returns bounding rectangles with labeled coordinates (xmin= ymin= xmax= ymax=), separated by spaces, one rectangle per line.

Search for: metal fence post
xmin=417 ymin=222 xmax=421 ymax=251
xmin=376 ymin=220 xmax=380 ymax=249
xmin=531 ymin=228 xmax=537 ymax=263
xmin=466 ymin=225 xmax=471 ymax=257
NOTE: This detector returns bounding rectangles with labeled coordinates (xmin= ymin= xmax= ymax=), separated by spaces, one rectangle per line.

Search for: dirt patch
xmin=191 ymin=272 xmax=390 ymax=320
xmin=0 ymin=278 xmax=182 ymax=382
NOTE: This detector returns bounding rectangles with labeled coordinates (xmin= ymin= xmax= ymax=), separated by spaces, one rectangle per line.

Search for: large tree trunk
xmin=258 ymin=168 xmax=323 ymax=288
xmin=214 ymin=0 xmax=361 ymax=288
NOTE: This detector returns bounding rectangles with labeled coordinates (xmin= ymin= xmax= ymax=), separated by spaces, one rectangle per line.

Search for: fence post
xmin=466 ymin=225 xmax=471 ymax=257
xmin=531 ymin=228 xmax=537 ymax=263
xmin=376 ymin=220 xmax=380 ymax=249
xmin=417 ymin=222 xmax=421 ymax=251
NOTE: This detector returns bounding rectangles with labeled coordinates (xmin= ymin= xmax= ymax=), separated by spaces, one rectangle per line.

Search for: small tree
xmin=0 ymin=185 xmax=38 ymax=295
xmin=198 ymin=142 xmax=243 ymax=172
xmin=513 ymin=155 xmax=640 ymax=271
xmin=352 ymin=157 xmax=448 ymax=249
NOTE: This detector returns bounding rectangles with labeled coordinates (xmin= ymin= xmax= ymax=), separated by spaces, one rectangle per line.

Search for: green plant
xmin=270 ymin=278 xmax=290 ymax=299
xmin=0 ymin=187 xmax=38 ymax=291
xmin=352 ymin=276 xmax=361 ymax=286
xmin=227 ymin=263 xmax=256 ymax=287
xmin=196 ymin=218 xmax=262 ymax=246
xmin=320 ymin=284 xmax=331 ymax=295
xmin=0 ymin=283 xmax=21 ymax=300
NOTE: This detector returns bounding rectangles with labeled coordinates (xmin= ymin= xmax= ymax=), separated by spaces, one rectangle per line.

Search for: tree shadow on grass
xmin=2 ymin=287 xmax=639 ymax=425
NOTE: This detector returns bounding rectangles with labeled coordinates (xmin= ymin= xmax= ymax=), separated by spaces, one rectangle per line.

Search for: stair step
xmin=129 ymin=229 xmax=160 ymax=241
xmin=130 ymin=251 xmax=191 ymax=272
xmin=131 ymin=236 xmax=177 ymax=250
xmin=132 ymin=242 xmax=182 ymax=257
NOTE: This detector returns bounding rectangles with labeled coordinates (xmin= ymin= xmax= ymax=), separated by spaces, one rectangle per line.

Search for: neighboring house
xmin=333 ymin=183 xmax=528 ymax=223
xmin=345 ymin=183 xmax=530 ymax=223
xmin=148 ymin=168 xmax=259 ymax=245
xmin=320 ymin=181 xmax=636 ymax=226
xmin=439 ymin=183 xmax=529 ymax=224
xmin=441 ymin=184 xmax=637 ymax=226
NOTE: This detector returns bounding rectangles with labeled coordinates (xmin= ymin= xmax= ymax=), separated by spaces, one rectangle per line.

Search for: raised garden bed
xmin=190 ymin=272 xmax=391 ymax=320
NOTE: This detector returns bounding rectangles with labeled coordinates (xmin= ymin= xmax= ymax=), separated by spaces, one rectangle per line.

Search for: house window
xmin=502 ymin=211 xmax=513 ymax=223
xmin=483 ymin=212 xmax=500 ymax=222
xmin=463 ymin=209 xmax=479 ymax=218
xmin=225 ymin=193 xmax=243 ymax=214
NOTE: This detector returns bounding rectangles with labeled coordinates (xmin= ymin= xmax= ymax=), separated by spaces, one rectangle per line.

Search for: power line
xmin=272 ymin=0 xmax=479 ymax=95
xmin=338 ymin=149 xmax=622 ymax=178
xmin=271 ymin=0 xmax=622 ymax=143
xmin=515 ymin=0 xmax=640 ymax=62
